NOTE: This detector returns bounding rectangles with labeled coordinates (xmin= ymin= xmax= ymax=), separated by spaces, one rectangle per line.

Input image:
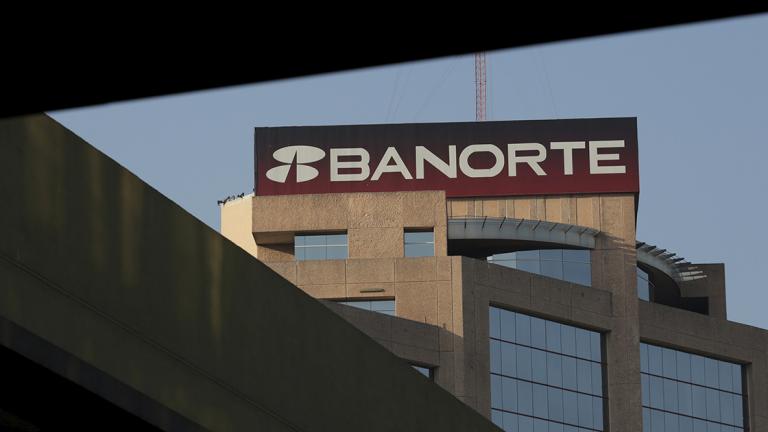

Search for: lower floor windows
xmin=640 ymin=342 xmax=746 ymax=432
xmin=411 ymin=364 xmax=434 ymax=380
xmin=490 ymin=306 xmax=606 ymax=432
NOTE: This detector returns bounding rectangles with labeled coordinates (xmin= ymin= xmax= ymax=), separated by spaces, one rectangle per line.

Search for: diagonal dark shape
xmin=3 ymin=7 xmax=767 ymax=119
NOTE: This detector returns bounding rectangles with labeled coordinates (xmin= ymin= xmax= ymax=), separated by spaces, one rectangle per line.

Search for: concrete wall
xmin=219 ymin=194 xmax=258 ymax=257
xmin=0 ymin=114 xmax=500 ymax=432
xmin=250 ymin=191 xmax=448 ymax=260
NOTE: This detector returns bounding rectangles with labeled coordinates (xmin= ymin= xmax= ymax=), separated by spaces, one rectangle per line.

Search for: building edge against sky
xmin=221 ymin=118 xmax=768 ymax=431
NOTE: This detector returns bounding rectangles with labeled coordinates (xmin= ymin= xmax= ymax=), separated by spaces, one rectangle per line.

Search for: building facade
xmin=221 ymin=119 xmax=767 ymax=432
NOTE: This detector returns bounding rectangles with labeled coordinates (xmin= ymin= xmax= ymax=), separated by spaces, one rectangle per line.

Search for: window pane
xmin=732 ymin=364 xmax=742 ymax=395
xmin=577 ymin=359 xmax=592 ymax=394
xmin=531 ymin=317 xmax=546 ymax=349
xmin=705 ymin=358 xmax=719 ymax=388
xmin=548 ymin=387 xmax=564 ymax=422
xmin=500 ymin=309 xmax=516 ymax=342
xmin=590 ymin=332 xmax=602 ymax=363
xmin=516 ymin=314 xmax=531 ymax=345
xmin=502 ymin=342 xmax=517 ymax=377
xmin=491 ymin=340 xmax=501 ymax=374
xmin=541 ymin=260 xmax=564 ymax=279
xmin=504 ymin=412 xmax=519 ymax=432
xmin=370 ymin=300 xmax=395 ymax=312
xmin=563 ymin=262 xmax=591 ymax=286
xmin=563 ymin=249 xmax=589 ymax=263
xmin=575 ymin=329 xmax=591 ymax=360
xmin=577 ymin=393 xmax=593 ymax=429
xmin=692 ymin=385 xmax=707 ymax=418
xmin=533 ymin=383 xmax=549 ymax=418
xmin=325 ymin=245 xmax=347 ymax=259
xmin=491 ymin=409 xmax=503 ymax=428
xmin=562 ymin=357 xmax=578 ymax=391
xmin=563 ymin=390 xmax=578 ymax=425
xmin=677 ymin=351 xmax=692 ymax=382
xmin=325 ymin=234 xmax=347 ymax=245
xmin=404 ymin=243 xmax=434 ymax=257
xmin=663 ymin=347 xmax=678 ymax=379
xmin=490 ymin=307 xmax=501 ymax=339
xmin=540 ymin=249 xmax=563 ymax=261
xmin=641 ymin=343 xmax=649 ymax=373
xmin=642 ymin=375 xmax=650 ymax=406
xmin=404 ymin=231 xmax=434 ymax=244
xmin=304 ymin=247 xmax=326 ymax=260
xmin=679 ymin=382 xmax=693 ymax=416
xmin=718 ymin=361 xmax=733 ymax=392
xmin=593 ymin=396 xmax=604 ymax=431
xmin=517 ymin=250 xmax=539 ymax=260
xmin=561 ymin=325 xmax=576 ymax=356
xmin=665 ymin=411 xmax=678 ymax=432
xmin=591 ymin=362 xmax=603 ymax=396
xmin=720 ymin=392 xmax=734 ymax=426
xmin=706 ymin=388 xmax=720 ymax=421
xmin=502 ymin=377 xmax=518 ymax=412
xmin=492 ymin=374 xmax=502 ymax=409
xmin=649 ymin=345 xmax=663 ymax=375
xmin=303 ymin=235 xmax=326 ymax=246
xmin=691 ymin=355 xmax=706 ymax=386
xmin=664 ymin=378 xmax=679 ymax=411
xmin=547 ymin=353 xmax=563 ymax=387
xmin=516 ymin=346 xmax=532 ymax=380
xmin=532 ymin=349 xmax=547 ymax=383
xmin=650 ymin=376 xmax=664 ymax=409
xmin=517 ymin=259 xmax=541 ymax=274
xmin=546 ymin=321 xmax=562 ymax=352
xmin=517 ymin=381 xmax=533 ymax=415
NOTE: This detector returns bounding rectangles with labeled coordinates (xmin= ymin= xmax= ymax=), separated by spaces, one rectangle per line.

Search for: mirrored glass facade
xmin=337 ymin=299 xmax=396 ymax=316
xmin=640 ymin=343 xmax=745 ymax=432
xmin=490 ymin=306 xmax=606 ymax=432
xmin=295 ymin=233 xmax=348 ymax=261
xmin=488 ymin=249 xmax=592 ymax=286
xmin=404 ymin=230 xmax=435 ymax=257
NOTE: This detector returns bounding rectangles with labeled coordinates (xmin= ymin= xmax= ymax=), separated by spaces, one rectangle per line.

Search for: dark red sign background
xmin=255 ymin=118 xmax=639 ymax=198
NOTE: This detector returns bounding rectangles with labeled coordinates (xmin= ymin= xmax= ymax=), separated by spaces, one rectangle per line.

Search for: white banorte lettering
xmin=330 ymin=148 xmax=370 ymax=181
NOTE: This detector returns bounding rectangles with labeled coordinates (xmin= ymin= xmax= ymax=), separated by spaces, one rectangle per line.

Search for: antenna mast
xmin=475 ymin=52 xmax=487 ymax=121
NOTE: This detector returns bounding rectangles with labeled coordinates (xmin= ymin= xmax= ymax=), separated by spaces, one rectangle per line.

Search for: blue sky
xmin=50 ymin=13 xmax=768 ymax=329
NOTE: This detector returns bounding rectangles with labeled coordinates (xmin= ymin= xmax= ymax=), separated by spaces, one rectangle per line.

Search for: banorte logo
xmin=265 ymin=146 xmax=326 ymax=183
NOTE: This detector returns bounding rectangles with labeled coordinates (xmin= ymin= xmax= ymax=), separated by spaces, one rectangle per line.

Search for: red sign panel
xmin=255 ymin=118 xmax=639 ymax=198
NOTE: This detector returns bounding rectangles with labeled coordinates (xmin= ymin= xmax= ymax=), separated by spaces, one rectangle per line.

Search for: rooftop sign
xmin=255 ymin=118 xmax=639 ymax=197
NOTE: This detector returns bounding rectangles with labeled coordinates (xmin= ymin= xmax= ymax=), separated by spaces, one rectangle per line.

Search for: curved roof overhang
xmin=448 ymin=217 xmax=600 ymax=250
xmin=636 ymin=241 xmax=706 ymax=282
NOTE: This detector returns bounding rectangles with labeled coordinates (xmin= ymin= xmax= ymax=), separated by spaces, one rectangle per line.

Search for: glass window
xmin=640 ymin=342 xmax=746 ymax=432
xmin=488 ymin=249 xmax=592 ymax=286
xmin=411 ymin=364 xmax=433 ymax=380
xmin=404 ymin=230 xmax=434 ymax=257
xmin=637 ymin=267 xmax=652 ymax=301
xmin=337 ymin=299 xmax=395 ymax=316
xmin=295 ymin=233 xmax=348 ymax=261
xmin=490 ymin=306 xmax=605 ymax=431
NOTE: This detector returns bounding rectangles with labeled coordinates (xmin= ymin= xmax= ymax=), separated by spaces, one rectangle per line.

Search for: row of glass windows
xmin=295 ymin=231 xmax=434 ymax=260
xmin=643 ymin=407 xmax=743 ymax=432
xmin=491 ymin=341 xmax=603 ymax=396
xmin=336 ymin=299 xmax=396 ymax=316
xmin=641 ymin=343 xmax=744 ymax=430
xmin=491 ymin=411 xmax=602 ymax=432
xmin=490 ymin=307 xmax=602 ymax=363
xmin=491 ymin=377 xmax=604 ymax=430
xmin=640 ymin=344 xmax=743 ymax=394
xmin=490 ymin=307 xmax=606 ymax=432
xmin=488 ymin=249 xmax=592 ymax=287
xmin=295 ymin=234 xmax=348 ymax=260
